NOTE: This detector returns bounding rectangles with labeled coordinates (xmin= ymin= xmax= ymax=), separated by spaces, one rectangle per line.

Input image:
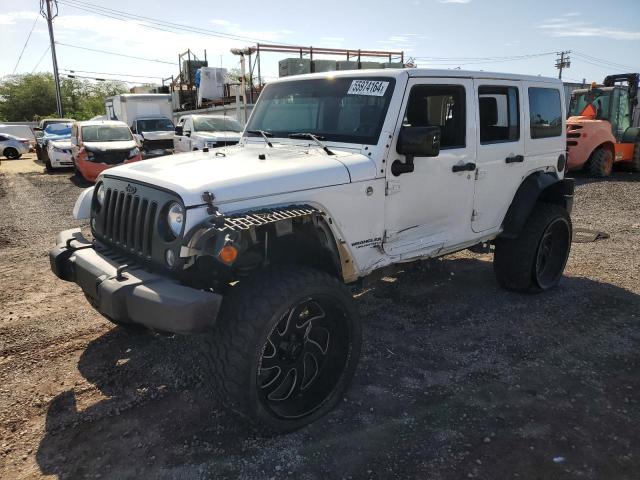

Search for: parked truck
xmin=105 ymin=94 xmax=175 ymax=158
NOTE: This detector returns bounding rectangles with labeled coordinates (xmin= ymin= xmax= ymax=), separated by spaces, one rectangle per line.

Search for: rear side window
xmin=529 ymin=88 xmax=562 ymax=139
xmin=478 ymin=86 xmax=520 ymax=144
xmin=403 ymin=85 xmax=466 ymax=149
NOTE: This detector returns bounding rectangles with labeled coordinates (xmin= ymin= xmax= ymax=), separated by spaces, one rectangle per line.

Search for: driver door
xmin=383 ymin=78 xmax=477 ymax=259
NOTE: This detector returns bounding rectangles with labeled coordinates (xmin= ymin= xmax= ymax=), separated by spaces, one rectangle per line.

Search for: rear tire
xmin=200 ymin=265 xmax=361 ymax=434
xmin=588 ymin=147 xmax=613 ymax=177
xmin=494 ymin=203 xmax=572 ymax=293
xmin=4 ymin=147 xmax=21 ymax=159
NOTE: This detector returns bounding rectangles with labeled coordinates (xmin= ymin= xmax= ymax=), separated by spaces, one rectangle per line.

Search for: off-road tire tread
xmin=494 ymin=203 xmax=571 ymax=293
xmin=588 ymin=147 xmax=613 ymax=177
xmin=200 ymin=265 xmax=357 ymax=433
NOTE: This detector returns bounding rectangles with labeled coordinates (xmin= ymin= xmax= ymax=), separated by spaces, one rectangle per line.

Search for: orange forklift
xmin=566 ymin=73 xmax=640 ymax=176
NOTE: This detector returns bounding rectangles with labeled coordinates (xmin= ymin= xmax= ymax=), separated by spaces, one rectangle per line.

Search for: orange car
xmin=566 ymin=74 xmax=639 ymax=177
xmin=71 ymin=120 xmax=143 ymax=182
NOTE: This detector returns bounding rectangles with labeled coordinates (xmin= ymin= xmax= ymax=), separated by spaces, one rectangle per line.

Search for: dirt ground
xmin=0 ymin=157 xmax=639 ymax=479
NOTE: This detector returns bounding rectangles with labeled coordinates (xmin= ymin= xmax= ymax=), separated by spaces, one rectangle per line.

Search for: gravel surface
xmin=0 ymin=168 xmax=639 ymax=479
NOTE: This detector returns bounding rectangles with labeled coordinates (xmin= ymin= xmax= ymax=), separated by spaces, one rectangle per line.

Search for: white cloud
xmin=209 ymin=19 xmax=235 ymax=27
xmin=0 ymin=10 xmax=38 ymax=25
xmin=539 ymin=20 xmax=640 ymax=40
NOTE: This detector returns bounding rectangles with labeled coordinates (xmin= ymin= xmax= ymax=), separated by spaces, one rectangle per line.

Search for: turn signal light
xmin=218 ymin=245 xmax=238 ymax=264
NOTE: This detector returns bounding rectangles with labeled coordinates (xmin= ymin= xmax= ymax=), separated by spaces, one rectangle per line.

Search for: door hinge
xmin=471 ymin=209 xmax=479 ymax=222
xmin=386 ymin=181 xmax=401 ymax=195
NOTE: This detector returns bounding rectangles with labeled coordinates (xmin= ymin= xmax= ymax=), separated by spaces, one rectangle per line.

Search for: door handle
xmin=505 ymin=155 xmax=524 ymax=164
xmin=452 ymin=162 xmax=476 ymax=173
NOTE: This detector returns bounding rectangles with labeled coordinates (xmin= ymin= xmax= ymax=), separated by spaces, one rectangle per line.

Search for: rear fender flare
xmin=499 ymin=172 xmax=574 ymax=239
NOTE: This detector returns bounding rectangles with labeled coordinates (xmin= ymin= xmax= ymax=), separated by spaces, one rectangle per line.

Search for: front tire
xmin=201 ymin=265 xmax=361 ymax=433
xmin=588 ymin=147 xmax=613 ymax=177
xmin=494 ymin=203 xmax=572 ymax=293
xmin=45 ymin=159 xmax=54 ymax=172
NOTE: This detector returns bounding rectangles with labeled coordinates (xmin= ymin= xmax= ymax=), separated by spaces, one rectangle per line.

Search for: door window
xmin=528 ymin=87 xmax=562 ymax=139
xmin=614 ymin=89 xmax=631 ymax=138
xmin=403 ymin=85 xmax=466 ymax=149
xmin=478 ymin=86 xmax=520 ymax=144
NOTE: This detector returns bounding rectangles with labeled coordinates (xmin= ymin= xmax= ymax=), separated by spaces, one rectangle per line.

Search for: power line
xmin=12 ymin=15 xmax=39 ymax=73
xmin=56 ymin=42 xmax=176 ymax=65
xmin=58 ymin=0 xmax=291 ymax=45
xmin=412 ymin=52 xmax=556 ymax=62
xmin=31 ymin=45 xmax=51 ymax=73
xmin=61 ymin=68 xmax=163 ymax=79
xmin=572 ymin=51 xmax=640 ymax=72
xmin=60 ymin=73 xmax=140 ymax=84
xmin=414 ymin=52 xmax=556 ymax=67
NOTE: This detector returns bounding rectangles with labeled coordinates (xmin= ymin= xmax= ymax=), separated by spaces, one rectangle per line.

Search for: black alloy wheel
xmin=257 ymin=296 xmax=350 ymax=420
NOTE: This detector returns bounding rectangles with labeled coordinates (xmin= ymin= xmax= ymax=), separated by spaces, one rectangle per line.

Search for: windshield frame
xmin=246 ymin=76 xmax=397 ymax=146
xmin=81 ymin=124 xmax=133 ymax=143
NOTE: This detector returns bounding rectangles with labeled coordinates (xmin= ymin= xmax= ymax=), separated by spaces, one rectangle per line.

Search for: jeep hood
xmin=102 ymin=144 xmax=376 ymax=206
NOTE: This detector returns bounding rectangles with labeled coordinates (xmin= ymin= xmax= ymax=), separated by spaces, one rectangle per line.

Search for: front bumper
xmin=49 ymin=228 xmax=222 ymax=334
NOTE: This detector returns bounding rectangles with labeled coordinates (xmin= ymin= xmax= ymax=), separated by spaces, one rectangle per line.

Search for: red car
xmin=71 ymin=120 xmax=142 ymax=182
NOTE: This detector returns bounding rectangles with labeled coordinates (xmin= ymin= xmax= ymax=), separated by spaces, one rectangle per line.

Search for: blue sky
xmin=2 ymin=0 xmax=639 ymax=86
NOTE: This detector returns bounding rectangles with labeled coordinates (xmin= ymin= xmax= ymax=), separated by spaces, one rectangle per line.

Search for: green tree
xmin=0 ymin=73 xmax=129 ymax=121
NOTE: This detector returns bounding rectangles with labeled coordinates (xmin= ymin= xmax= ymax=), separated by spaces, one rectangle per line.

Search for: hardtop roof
xmin=269 ymin=68 xmax=562 ymax=85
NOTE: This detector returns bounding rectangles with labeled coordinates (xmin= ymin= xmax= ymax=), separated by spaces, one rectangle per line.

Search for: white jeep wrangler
xmin=50 ymin=69 xmax=573 ymax=433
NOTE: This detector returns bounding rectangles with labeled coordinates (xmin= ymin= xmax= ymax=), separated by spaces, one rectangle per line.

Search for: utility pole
xmin=556 ymin=51 xmax=571 ymax=80
xmin=41 ymin=0 xmax=63 ymax=117
xmin=230 ymin=48 xmax=251 ymax=125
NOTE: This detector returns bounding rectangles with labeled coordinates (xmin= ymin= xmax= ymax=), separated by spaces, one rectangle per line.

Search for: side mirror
xmin=396 ymin=126 xmax=441 ymax=157
xmin=392 ymin=126 xmax=441 ymax=176
xmin=175 ymin=125 xmax=183 ymax=136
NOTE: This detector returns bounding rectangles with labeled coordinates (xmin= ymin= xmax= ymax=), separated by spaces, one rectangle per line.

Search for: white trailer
xmin=105 ymin=94 xmax=175 ymax=157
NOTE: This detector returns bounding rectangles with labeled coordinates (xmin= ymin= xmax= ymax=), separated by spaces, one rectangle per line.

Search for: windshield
xmin=136 ymin=118 xmax=174 ymax=132
xmin=44 ymin=123 xmax=72 ymax=135
xmin=570 ymin=90 xmax=612 ymax=120
xmin=81 ymin=125 xmax=133 ymax=142
xmin=193 ymin=116 xmax=242 ymax=132
xmin=246 ymin=77 xmax=396 ymax=145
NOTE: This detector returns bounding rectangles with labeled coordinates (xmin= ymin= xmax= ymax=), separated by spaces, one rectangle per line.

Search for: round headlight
xmin=96 ymin=183 xmax=106 ymax=207
xmin=167 ymin=202 xmax=184 ymax=237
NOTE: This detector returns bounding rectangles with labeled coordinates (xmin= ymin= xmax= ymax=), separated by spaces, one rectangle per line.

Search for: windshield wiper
xmin=288 ymin=133 xmax=335 ymax=156
xmin=246 ymin=129 xmax=273 ymax=147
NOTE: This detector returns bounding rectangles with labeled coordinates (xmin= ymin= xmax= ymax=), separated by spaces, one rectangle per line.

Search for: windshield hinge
xmin=386 ymin=181 xmax=401 ymax=196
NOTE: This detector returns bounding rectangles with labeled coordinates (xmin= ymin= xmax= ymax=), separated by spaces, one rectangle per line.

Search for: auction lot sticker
xmin=347 ymin=80 xmax=389 ymax=96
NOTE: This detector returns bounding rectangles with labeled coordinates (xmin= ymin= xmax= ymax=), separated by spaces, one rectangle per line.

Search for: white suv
xmin=50 ymin=69 xmax=573 ymax=433
xmin=173 ymin=114 xmax=242 ymax=152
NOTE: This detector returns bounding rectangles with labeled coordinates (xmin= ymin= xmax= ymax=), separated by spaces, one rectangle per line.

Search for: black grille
xmin=144 ymin=139 xmax=174 ymax=151
xmin=100 ymin=187 xmax=157 ymax=257
xmin=89 ymin=148 xmax=130 ymax=165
